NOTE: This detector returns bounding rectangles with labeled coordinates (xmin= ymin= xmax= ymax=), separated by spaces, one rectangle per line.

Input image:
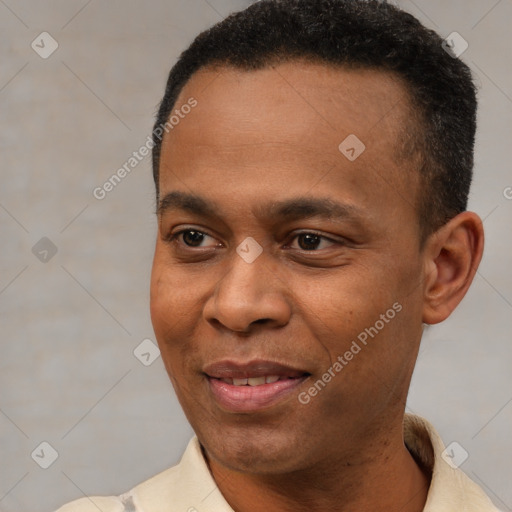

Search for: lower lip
xmin=207 ymin=376 xmax=308 ymax=412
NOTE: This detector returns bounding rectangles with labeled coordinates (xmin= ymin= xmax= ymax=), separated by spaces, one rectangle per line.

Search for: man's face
xmin=150 ymin=61 xmax=428 ymax=474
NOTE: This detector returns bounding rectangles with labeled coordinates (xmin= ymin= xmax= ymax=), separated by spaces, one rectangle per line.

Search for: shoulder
xmin=52 ymin=450 xmax=186 ymax=512
xmin=404 ymin=414 xmax=502 ymax=512
xmin=53 ymin=436 xmax=231 ymax=512
xmin=54 ymin=496 xmax=124 ymax=512
xmin=52 ymin=465 xmax=184 ymax=512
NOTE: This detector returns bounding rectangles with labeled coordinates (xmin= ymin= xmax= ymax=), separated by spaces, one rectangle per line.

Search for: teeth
xmin=220 ymin=375 xmax=283 ymax=386
xmin=248 ymin=376 xmax=266 ymax=386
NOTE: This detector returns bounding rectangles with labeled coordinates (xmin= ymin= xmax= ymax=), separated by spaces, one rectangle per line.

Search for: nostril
xmin=253 ymin=318 xmax=272 ymax=325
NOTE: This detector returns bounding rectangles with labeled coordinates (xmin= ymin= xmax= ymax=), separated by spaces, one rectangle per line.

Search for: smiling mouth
xmin=217 ymin=375 xmax=301 ymax=386
xmin=204 ymin=359 xmax=311 ymax=412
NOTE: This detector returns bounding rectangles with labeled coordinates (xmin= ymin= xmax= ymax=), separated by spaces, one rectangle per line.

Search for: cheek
xmin=150 ymin=251 xmax=195 ymax=328
xmin=299 ymin=267 xmax=418 ymax=380
xmin=149 ymin=251 xmax=215 ymax=378
xmin=150 ymin=259 xmax=193 ymax=367
xmin=300 ymin=272 xmax=387 ymax=338
xmin=149 ymin=264 xmax=172 ymax=336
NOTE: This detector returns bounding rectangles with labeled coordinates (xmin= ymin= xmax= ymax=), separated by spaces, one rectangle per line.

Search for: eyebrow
xmin=157 ymin=191 xmax=364 ymax=224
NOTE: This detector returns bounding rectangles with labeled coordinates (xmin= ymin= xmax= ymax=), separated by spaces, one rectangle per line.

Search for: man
xmin=56 ymin=0 xmax=501 ymax=510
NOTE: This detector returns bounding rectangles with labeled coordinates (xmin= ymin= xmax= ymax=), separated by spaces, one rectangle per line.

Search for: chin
xmin=199 ymin=422 xmax=306 ymax=475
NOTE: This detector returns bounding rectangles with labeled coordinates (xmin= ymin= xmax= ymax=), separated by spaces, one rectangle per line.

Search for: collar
xmin=126 ymin=413 xmax=499 ymax=511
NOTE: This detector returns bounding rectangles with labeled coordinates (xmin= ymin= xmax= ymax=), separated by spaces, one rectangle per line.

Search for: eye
xmin=166 ymin=228 xmax=340 ymax=252
xmin=168 ymin=228 xmax=220 ymax=248
xmin=288 ymin=232 xmax=338 ymax=251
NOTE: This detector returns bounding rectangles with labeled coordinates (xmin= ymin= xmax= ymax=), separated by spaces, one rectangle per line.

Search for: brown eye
xmin=290 ymin=232 xmax=337 ymax=251
xmin=297 ymin=233 xmax=321 ymax=250
xmin=182 ymin=230 xmax=206 ymax=247
xmin=168 ymin=228 xmax=220 ymax=249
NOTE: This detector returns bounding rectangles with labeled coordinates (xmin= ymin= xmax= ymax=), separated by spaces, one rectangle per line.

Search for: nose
xmin=203 ymin=246 xmax=292 ymax=334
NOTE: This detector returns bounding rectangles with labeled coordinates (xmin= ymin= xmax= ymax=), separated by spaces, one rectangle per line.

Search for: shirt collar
xmin=128 ymin=413 xmax=499 ymax=511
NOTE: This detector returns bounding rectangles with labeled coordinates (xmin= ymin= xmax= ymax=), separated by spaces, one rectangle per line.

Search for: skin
xmin=150 ymin=61 xmax=484 ymax=512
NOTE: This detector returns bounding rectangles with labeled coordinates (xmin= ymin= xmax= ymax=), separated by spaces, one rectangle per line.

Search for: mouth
xmin=204 ymin=359 xmax=311 ymax=412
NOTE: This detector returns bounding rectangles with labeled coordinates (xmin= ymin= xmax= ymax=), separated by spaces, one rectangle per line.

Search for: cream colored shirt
xmin=55 ymin=414 xmax=501 ymax=511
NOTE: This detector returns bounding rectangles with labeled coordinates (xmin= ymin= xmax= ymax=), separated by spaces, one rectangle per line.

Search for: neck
xmin=206 ymin=424 xmax=431 ymax=512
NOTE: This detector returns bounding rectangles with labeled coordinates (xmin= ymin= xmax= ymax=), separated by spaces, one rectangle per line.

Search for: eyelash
xmin=165 ymin=228 xmax=340 ymax=252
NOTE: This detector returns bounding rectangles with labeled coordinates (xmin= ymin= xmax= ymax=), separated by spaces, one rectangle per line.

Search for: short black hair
xmin=152 ymin=0 xmax=477 ymax=242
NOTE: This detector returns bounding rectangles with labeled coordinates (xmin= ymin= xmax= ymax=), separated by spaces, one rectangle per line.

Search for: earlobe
xmin=422 ymin=211 xmax=484 ymax=325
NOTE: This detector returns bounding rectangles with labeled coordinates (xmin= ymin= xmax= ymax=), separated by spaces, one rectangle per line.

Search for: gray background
xmin=1 ymin=1 xmax=511 ymax=511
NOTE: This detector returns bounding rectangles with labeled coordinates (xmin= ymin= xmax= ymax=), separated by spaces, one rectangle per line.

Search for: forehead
xmin=172 ymin=60 xmax=411 ymax=146
xmin=158 ymin=61 xmax=418 ymax=226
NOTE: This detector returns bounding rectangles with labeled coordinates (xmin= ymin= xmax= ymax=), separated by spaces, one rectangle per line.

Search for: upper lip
xmin=203 ymin=359 xmax=310 ymax=379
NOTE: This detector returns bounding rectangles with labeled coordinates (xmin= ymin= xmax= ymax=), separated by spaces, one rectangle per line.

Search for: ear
xmin=422 ymin=211 xmax=484 ymax=325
